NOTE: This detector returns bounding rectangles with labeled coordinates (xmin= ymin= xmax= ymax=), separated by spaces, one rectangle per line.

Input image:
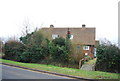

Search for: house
xmin=41 ymin=24 xmax=97 ymax=58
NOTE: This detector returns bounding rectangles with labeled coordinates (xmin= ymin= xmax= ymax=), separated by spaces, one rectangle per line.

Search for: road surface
xmin=2 ymin=64 xmax=70 ymax=79
xmin=1 ymin=64 xmax=88 ymax=81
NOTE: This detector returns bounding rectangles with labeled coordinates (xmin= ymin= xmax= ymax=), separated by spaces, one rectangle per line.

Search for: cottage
xmin=41 ymin=24 xmax=97 ymax=58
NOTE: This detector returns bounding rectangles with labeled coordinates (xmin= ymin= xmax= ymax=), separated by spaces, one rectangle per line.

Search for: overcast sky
xmin=0 ymin=0 xmax=119 ymax=44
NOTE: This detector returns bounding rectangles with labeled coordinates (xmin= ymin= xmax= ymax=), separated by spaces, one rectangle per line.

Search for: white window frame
xmin=52 ymin=34 xmax=59 ymax=39
xmin=70 ymin=35 xmax=74 ymax=39
xmin=83 ymin=46 xmax=90 ymax=50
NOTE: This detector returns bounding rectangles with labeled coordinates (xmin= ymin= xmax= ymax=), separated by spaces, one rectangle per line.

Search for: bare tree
xmin=20 ymin=20 xmax=31 ymax=36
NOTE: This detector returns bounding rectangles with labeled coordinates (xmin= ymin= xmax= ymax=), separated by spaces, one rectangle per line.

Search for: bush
xmin=95 ymin=42 xmax=120 ymax=73
xmin=20 ymin=31 xmax=44 ymax=46
xmin=52 ymin=37 xmax=65 ymax=47
xmin=19 ymin=31 xmax=50 ymax=63
xmin=4 ymin=30 xmax=74 ymax=68
xmin=3 ymin=40 xmax=25 ymax=61
xmin=84 ymin=56 xmax=92 ymax=62
xmin=20 ymin=46 xmax=46 ymax=63
xmin=50 ymin=37 xmax=71 ymax=63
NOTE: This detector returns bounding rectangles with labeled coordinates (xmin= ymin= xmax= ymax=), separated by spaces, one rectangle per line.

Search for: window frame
xmin=70 ymin=35 xmax=74 ymax=39
xmin=83 ymin=46 xmax=90 ymax=50
xmin=52 ymin=34 xmax=59 ymax=39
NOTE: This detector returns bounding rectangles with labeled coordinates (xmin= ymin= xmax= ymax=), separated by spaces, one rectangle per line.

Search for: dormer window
xmin=52 ymin=34 xmax=59 ymax=39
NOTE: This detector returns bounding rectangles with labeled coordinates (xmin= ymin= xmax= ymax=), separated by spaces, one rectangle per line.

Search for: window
xmin=52 ymin=34 xmax=59 ymax=39
xmin=70 ymin=35 xmax=73 ymax=39
xmin=83 ymin=46 xmax=89 ymax=50
xmin=76 ymin=45 xmax=80 ymax=54
xmin=94 ymin=48 xmax=97 ymax=57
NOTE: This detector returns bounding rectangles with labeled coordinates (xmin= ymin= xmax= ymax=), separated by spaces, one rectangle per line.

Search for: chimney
xmin=50 ymin=24 xmax=54 ymax=28
xmin=82 ymin=24 xmax=86 ymax=28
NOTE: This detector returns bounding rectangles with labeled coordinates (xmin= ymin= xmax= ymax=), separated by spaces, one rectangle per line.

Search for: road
xmin=2 ymin=64 xmax=70 ymax=79
xmin=1 ymin=64 xmax=88 ymax=81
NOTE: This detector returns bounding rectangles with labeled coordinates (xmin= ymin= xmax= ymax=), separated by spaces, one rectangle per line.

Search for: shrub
xmin=95 ymin=42 xmax=120 ymax=73
xmin=20 ymin=46 xmax=46 ymax=63
xmin=70 ymin=43 xmax=85 ymax=64
xmin=50 ymin=37 xmax=71 ymax=63
xmin=3 ymin=40 xmax=25 ymax=61
xmin=84 ymin=56 xmax=92 ymax=62
xmin=19 ymin=31 xmax=50 ymax=63
xmin=20 ymin=31 xmax=44 ymax=46
xmin=52 ymin=37 xmax=65 ymax=47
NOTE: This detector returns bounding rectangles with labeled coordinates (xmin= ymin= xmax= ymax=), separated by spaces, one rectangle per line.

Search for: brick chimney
xmin=82 ymin=24 xmax=86 ymax=28
xmin=50 ymin=24 xmax=54 ymax=28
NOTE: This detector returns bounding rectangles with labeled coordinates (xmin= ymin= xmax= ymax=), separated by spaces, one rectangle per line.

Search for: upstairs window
xmin=83 ymin=46 xmax=90 ymax=50
xmin=52 ymin=34 xmax=59 ymax=39
xmin=70 ymin=35 xmax=74 ymax=39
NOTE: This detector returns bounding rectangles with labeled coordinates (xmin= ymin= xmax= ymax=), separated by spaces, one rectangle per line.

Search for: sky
xmin=0 ymin=0 xmax=119 ymax=44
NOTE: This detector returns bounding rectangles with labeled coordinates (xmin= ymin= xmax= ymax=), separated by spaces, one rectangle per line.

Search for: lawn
xmin=0 ymin=59 xmax=119 ymax=79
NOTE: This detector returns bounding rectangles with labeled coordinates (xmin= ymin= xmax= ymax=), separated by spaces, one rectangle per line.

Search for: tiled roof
xmin=41 ymin=27 xmax=96 ymax=45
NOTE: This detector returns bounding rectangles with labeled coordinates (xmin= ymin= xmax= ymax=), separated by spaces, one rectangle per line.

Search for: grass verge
xmin=0 ymin=59 xmax=119 ymax=79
